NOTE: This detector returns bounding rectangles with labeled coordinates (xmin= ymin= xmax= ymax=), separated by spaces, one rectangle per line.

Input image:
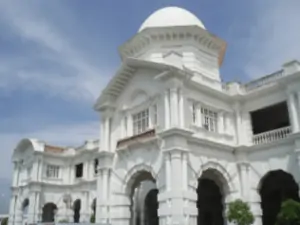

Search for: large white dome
xmin=138 ymin=7 xmax=205 ymax=32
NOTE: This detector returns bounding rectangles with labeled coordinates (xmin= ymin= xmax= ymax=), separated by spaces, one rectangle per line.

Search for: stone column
xmin=100 ymin=118 xmax=105 ymax=150
xmin=234 ymin=104 xmax=242 ymax=145
xmin=179 ymin=88 xmax=185 ymax=128
xmin=12 ymin=162 xmax=20 ymax=187
xmin=14 ymin=197 xmax=23 ymax=225
xmin=8 ymin=195 xmax=16 ymax=225
xmin=27 ymin=192 xmax=36 ymax=223
xmin=31 ymin=158 xmax=40 ymax=182
xmin=237 ymin=162 xmax=249 ymax=200
xmin=105 ymin=117 xmax=111 ymax=151
xmin=80 ymin=191 xmax=89 ymax=222
xmin=170 ymin=87 xmax=179 ymax=127
xmin=297 ymin=91 xmax=300 ymax=129
xmin=249 ymin=191 xmax=262 ymax=225
xmin=164 ymin=89 xmax=170 ymax=129
xmin=288 ymin=92 xmax=299 ymax=133
xmin=196 ymin=103 xmax=202 ymax=127
xmin=218 ymin=111 xmax=224 ymax=134
xmin=96 ymin=151 xmax=114 ymax=224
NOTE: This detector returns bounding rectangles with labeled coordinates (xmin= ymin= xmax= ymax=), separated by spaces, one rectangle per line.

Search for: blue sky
xmin=0 ymin=0 xmax=300 ymax=179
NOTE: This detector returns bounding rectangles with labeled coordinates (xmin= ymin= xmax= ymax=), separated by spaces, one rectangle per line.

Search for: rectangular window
xmin=94 ymin=159 xmax=99 ymax=174
xmin=46 ymin=165 xmax=60 ymax=178
xmin=75 ymin=163 xmax=83 ymax=178
xmin=132 ymin=109 xmax=149 ymax=135
xmin=201 ymin=107 xmax=218 ymax=132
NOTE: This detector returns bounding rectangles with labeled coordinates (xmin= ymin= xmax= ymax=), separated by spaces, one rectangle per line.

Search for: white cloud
xmin=0 ymin=0 xmax=112 ymax=102
xmin=0 ymin=121 xmax=99 ymax=179
xmin=243 ymin=1 xmax=300 ymax=78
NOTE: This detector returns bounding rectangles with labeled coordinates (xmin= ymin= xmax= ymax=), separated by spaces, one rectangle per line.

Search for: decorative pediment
xmin=130 ymin=89 xmax=149 ymax=108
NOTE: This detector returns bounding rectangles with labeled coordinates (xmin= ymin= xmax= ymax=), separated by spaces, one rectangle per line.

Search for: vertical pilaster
xmin=8 ymin=195 xmax=16 ymax=225
xmin=237 ymin=162 xmax=249 ymax=200
xmin=31 ymin=159 xmax=40 ymax=182
xmin=164 ymin=90 xmax=170 ymax=129
xmin=96 ymin=152 xmax=114 ymax=224
xmin=288 ymin=92 xmax=299 ymax=133
xmin=218 ymin=111 xmax=224 ymax=134
xmin=179 ymin=88 xmax=185 ymax=128
xmin=165 ymin=153 xmax=171 ymax=191
xmin=27 ymin=193 xmax=36 ymax=223
xmin=105 ymin=117 xmax=111 ymax=151
xmin=100 ymin=119 xmax=105 ymax=150
xmin=12 ymin=162 xmax=20 ymax=187
xmin=234 ymin=104 xmax=242 ymax=145
xmin=170 ymin=88 xmax=179 ymax=127
xmin=196 ymin=103 xmax=202 ymax=127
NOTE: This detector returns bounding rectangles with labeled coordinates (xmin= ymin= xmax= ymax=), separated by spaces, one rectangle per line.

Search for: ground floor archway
xmin=73 ymin=199 xmax=81 ymax=223
xmin=259 ymin=170 xmax=300 ymax=225
xmin=197 ymin=169 xmax=227 ymax=225
xmin=127 ymin=170 xmax=158 ymax=225
xmin=42 ymin=202 xmax=57 ymax=222
xmin=144 ymin=189 xmax=159 ymax=225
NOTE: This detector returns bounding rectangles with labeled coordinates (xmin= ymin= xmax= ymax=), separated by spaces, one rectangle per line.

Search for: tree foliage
xmin=277 ymin=199 xmax=300 ymax=225
xmin=227 ymin=199 xmax=254 ymax=225
xmin=90 ymin=213 xmax=95 ymax=223
xmin=1 ymin=218 xmax=8 ymax=225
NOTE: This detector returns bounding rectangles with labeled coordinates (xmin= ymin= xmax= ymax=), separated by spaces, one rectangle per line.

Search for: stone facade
xmin=8 ymin=6 xmax=300 ymax=225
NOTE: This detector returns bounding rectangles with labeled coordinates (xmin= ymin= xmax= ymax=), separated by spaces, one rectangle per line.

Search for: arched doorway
xmin=144 ymin=189 xmax=159 ymax=225
xmin=259 ymin=170 xmax=300 ymax=225
xmin=21 ymin=198 xmax=29 ymax=225
xmin=73 ymin=199 xmax=81 ymax=223
xmin=197 ymin=169 xmax=227 ymax=225
xmin=127 ymin=170 xmax=158 ymax=225
xmin=91 ymin=198 xmax=96 ymax=222
xmin=42 ymin=202 xmax=57 ymax=222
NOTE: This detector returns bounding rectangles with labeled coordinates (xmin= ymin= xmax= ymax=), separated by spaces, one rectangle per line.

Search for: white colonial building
xmin=8 ymin=6 xmax=300 ymax=225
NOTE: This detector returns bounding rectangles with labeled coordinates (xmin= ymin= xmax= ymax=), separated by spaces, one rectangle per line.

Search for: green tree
xmin=1 ymin=218 xmax=8 ymax=225
xmin=277 ymin=199 xmax=300 ymax=225
xmin=90 ymin=213 xmax=95 ymax=223
xmin=227 ymin=199 xmax=254 ymax=225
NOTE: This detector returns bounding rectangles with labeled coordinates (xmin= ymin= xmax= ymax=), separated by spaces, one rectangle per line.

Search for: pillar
xmin=105 ymin=117 xmax=111 ymax=151
xmin=80 ymin=191 xmax=89 ymax=222
xmin=297 ymin=91 xmax=300 ymax=128
xmin=288 ymin=92 xmax=299 ymax=133
xmin=218 ymin=111 xmax=224 ymax=134
xmin=179 ymin=88 xmax=185 ymax=128
xmin=170 ymin=88 xmax=179 ymax=127
xmin=31 ymin=159 xmax=40 ymax=182
xmin=234 ymin=104 xmax=242 ymax=145
xmin=160 ymin=149 xmax=196 ymax=225
xmin=12 ymin=162 xmax=20 ymax=187
xmin=164 ymin=89 xmax=170 ymax=129
xmin=27 ymin=193 xmax=36 ymax=223
xmin=196 ymin=103 xmax=202 ymax=127
xmin=237 ymin=162 xmax=249 ymax=200
xmin=100 ymin=118 xmax=105 ymax=150
xmin=8 ymin=195 xmax=16 ymax=225
xmin=96 ymin=151 xmax=114 ymax=224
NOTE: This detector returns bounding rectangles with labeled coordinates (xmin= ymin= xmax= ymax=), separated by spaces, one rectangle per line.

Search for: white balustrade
xmin=253 ymin=126 xmax=291 ymax=145
xmin=244 ymin=70 xmax=284 ymax=92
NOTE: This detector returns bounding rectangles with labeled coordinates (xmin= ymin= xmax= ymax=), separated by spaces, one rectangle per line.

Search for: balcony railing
xmin=252 ymin=126 xmax=291 ymax=145
xmin=116 ymin=129 xmax=156 ymax=149
xmin=244 ymin=69 xmax=284 ymax=92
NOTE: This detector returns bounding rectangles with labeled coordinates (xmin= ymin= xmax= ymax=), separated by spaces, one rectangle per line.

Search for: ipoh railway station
xmin=9 ymin=6 xmax=300 ymax=225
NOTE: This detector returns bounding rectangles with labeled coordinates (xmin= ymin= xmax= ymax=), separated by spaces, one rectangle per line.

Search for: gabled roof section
xmin=94 ymin=58 xmax=178 ymax=111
